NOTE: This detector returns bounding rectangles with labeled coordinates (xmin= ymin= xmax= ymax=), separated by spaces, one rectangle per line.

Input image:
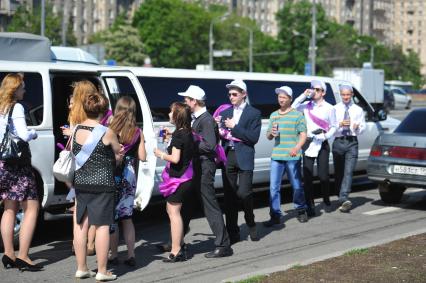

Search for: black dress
xmin=72 ymin=125 xmax=116 ymax=226
xmin=166 ymin=128 xmax=194 ymax=203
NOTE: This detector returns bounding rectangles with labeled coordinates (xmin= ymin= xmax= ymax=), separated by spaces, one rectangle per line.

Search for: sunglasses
xmin=312 ymin=88 xmax=323 ymax=92
xmin=228 ymin=92 xmax=240 ymax=97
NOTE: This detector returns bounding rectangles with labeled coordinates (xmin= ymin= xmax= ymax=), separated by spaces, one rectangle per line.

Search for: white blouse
xmin=0 ymin=103 xmax=37 ymax=142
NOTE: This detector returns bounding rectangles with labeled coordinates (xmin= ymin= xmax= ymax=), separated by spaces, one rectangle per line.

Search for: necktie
xmin=342 ymin=105 xmax=350 ymax=136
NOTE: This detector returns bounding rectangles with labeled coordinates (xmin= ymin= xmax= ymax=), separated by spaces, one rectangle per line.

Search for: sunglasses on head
xmin=228 ymin=92 xmax=239 ymax=97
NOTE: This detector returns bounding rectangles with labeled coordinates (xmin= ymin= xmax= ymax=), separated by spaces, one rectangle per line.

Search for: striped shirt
xmin=268 ymin=109 xmax=306 ymax=161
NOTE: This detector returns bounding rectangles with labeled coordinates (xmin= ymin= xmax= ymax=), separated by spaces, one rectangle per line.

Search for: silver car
xmin=367 ymin=108 xmax=426 ymax=203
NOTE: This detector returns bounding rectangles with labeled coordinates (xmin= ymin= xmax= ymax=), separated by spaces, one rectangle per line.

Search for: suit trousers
xmin=332 ymin=137 xmax=358 ymax=203
xmin=222 ymin=150 xmax=255 ymax=237
xmin=302 ymin=139 xmax=331 ymax=209
xmin=193 ymin=158 xmax=230 ymax=247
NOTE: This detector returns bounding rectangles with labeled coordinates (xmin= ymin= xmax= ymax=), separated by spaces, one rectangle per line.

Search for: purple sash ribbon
xmin=100 ymin=110 xmax=113 ymax=126
xmin=159 ymin=161 xmax=193 ymax=197
xmin=213 ymin=104 xmax=242 ymax=142
xmin=192 ymin=132 xmax=227 ymax=166
xmin=122 ymin=128 xmax=141 ymax=154
xmin=306 ymin=101 xmax=330 ymax=131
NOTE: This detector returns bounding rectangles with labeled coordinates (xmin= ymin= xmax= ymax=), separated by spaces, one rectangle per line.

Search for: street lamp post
xmin=41 ymin=0 xmax=45 ymax=37
xmin=209 ymin=13 xmax=229 ymax=71
xmin=311 ymin=0 xmax=317 ymax=75
xmin=234 ymin=23 xmax=253 ymax=72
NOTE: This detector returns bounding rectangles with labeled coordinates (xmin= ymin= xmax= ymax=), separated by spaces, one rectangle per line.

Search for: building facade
xmin=391 ymin=0 xmax=426 ymax=76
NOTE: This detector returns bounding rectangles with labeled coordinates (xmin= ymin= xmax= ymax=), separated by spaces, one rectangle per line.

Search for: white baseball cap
xmin=178 ymin=85 xmax=206 ymax=100
xmin=275 ymin=86 xmax=293 ymax=98
xmin=226 ymin=79 xmax=247 ymax=92
xmin=311 ymin=80 xmax=327 ymax=92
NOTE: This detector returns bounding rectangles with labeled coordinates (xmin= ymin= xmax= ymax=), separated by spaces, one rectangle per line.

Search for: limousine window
xmin=139 ymin=77 xmax=336 ymax=121
xmin=138 ymin=77 xmax=230 ymax=121
xmin=103 ymin=76 xmax=143 ymax=127
xmin=0 ymin=72 xmax=43 ymax=126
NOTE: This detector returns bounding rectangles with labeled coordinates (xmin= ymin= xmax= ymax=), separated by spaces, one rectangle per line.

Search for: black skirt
xmin=166 ymin=180 xmax=192 ymax=204
xmin=75 ymin=191 xmax=115 ymax=226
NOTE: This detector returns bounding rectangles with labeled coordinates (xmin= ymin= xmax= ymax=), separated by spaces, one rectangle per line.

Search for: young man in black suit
xmin=217 ymin=80 xmax=262 ymax=243
xmin=179 ymin=85 xmax=233 ymax=258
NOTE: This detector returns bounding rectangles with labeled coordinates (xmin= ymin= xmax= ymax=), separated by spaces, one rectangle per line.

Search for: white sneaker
xmin=339 ymin=200 xmax=352 ymax=213
xmin=95 ymin=272 xmax=117 ymax=281
xmin=75 ymin=269 xmax=96 ymax=279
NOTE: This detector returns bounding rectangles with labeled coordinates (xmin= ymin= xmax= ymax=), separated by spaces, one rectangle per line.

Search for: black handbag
xmin=0 ymin=104 xmax=32 ymax=165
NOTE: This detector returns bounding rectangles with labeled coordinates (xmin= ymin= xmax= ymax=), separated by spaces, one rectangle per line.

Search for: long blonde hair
xmin=0 ymin=73 xmax=24 ymax=115
xmin=68 ymin=81 xmax=98 ymax=125
xmin=109 ymin=96 xmax=138 ymax=145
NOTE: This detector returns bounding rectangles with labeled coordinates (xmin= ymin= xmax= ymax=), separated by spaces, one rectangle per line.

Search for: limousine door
xmin=100 ymin=71 xmax=156 ymax=211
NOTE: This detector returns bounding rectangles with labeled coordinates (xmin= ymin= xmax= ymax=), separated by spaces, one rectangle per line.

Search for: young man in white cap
xmin=332 ymin=84 xmax=365 ymax=212
xmin=292 ymin=80 xmax=336 ymax=217
xmin=178 ymin=85 xmax=233 ymax=258
xmin=264 ymin=86 xmax=308 ymax=227
xmin=217 ymin=79 xmax=261 ymax=243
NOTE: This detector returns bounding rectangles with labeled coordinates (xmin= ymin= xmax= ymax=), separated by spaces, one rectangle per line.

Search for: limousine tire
xmin=379 ymin=183 xmax=406 ymax=204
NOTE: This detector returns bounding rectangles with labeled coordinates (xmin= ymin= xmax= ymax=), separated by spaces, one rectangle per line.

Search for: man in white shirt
xmin=332 ymin=84 xmax=365 ymax=212
xmin=292 ymin=80 xmax=336 ymax=217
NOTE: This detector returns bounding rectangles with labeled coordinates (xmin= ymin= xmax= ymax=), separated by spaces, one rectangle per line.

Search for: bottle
xmin=157 ymin=126 xmax=165 ymax=150
xmin=62 ymin=124 xmax=70 ymax=139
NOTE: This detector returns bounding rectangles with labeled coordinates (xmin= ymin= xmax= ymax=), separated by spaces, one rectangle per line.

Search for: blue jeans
xmin=269 ymin=159 xmax=307 ymax=218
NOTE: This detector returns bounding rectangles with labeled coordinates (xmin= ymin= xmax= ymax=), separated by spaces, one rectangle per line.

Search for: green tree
xmin=100 ymin=24 xmax=147 ymax=66
xmin=6 ymin=4 xmax=76 ymax=46
xmin=133 ymin=0 xmax=211 ymax=68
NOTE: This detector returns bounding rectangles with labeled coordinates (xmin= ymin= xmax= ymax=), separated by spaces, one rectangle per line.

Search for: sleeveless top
xmin=72 ymin=125 xmax=116 ymax=193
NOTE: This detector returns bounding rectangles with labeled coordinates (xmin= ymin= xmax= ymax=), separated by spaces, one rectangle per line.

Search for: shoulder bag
xmin=0 ymin=104 xmax=32 ymax=165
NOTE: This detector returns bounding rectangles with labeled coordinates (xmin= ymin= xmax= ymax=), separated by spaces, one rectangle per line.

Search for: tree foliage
xmin=6 ymin=4 xmax=76 ymax=46
xmin=132 ymin=0 xmax=210 ymax=69
xmin=99 ymin=24 xmax=147 ymax=66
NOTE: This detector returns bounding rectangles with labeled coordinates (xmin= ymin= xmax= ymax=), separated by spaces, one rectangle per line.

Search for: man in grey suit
xmin=217 ymin=80 xmax=262 ymax=243
xmin=179 ymin=85 xmax=233 ymax=258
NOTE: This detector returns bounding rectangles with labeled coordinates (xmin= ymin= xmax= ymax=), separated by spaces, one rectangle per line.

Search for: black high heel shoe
xmin=2 ymin=255 xmax=16 ymax=269
xmin=15 ymin=258 xmax=43 ymax=272
xmin=162 ymin=249 xmax=186 ymax=263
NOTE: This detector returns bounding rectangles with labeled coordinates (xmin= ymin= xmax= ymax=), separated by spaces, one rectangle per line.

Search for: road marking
xmin=406 ymin=188 xmax=424 ymax=193
xmin=363 ymin=206 xmax=402 ymax=215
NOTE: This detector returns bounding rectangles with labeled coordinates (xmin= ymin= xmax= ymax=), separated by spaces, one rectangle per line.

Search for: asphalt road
xmin=2 ymin=104 xmax=425 ymax=283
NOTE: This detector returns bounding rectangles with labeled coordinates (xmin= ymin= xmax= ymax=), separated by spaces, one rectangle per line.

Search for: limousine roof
xmin=0 ymin=60 xmax=339 ymax=86
xmin=126 ymin=66 xmax=337 ymax=84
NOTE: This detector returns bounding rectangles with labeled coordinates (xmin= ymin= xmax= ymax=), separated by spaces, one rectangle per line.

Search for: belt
xmin=227 ymin=146 xmax=236 ymax=151
xmin=336 ymin=136 xmax=357 ymax=141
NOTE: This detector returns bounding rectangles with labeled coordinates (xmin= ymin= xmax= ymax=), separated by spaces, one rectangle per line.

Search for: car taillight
xmin=388 ymin=146 xmax=426 ymax=160
xmin=370 ymin=145 xmax=382 ymax=157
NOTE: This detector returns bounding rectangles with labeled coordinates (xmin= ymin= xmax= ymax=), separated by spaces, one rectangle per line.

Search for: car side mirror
xmin=373 ymin=109 xmax=387 ymax=121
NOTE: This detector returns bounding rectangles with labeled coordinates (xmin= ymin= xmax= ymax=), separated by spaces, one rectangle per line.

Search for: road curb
xmin=221 ymin=227 xmax=426 ymax=283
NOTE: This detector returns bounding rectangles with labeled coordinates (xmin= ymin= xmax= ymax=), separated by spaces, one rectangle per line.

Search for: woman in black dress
xmin=154 ymin=102 xmax=194 ymax=262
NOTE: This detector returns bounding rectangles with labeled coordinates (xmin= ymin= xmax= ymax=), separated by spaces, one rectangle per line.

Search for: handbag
xmin=53 ymin=125 xmax=108 ymax=183
xmin=53 ymin=129 xmax=76 ymax=183
xmin=0 ymin=104 xmax=32 ymax=165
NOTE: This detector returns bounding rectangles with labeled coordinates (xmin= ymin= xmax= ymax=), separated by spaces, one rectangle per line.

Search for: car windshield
xmin=395 ymin=109 xmax=426 ymax=133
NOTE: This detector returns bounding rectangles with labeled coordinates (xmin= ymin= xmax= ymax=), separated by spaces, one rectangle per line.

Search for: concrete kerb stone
xmin=221 ymin=227 xmax=426 ymax=283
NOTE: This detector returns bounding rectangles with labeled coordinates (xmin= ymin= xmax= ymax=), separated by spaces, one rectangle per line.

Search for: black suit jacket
xmin=219 ymin=104 xmax=261 ymax=170
xmin=192 ymin=111 xmax=219 ymax=160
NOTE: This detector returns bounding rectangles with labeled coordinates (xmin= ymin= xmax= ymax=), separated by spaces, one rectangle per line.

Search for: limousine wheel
xmin=379 ymin=183 xmax=406 ymax=204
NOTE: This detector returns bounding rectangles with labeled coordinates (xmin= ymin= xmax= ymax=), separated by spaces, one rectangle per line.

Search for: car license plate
xmin=393 ymin=165 xmax=426 ymax=176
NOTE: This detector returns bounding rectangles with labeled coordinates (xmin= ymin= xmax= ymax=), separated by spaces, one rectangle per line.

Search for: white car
xmin=390 ymin=87 xmax=412 ymax=109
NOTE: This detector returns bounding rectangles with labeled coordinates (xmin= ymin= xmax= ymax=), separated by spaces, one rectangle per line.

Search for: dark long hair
xmin=171 ymin=102 xmax=191 ymax=131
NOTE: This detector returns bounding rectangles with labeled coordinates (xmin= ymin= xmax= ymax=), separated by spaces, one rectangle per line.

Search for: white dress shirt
xmin=0 ymin=103 xmax=36 ymax=142
xmin=291 ymin=94 xmax=336 ymax=139
xmin=334 ymin=102 xmax=366 ymax=137
xmin=233 ymin=101 xmax=247 ymax=125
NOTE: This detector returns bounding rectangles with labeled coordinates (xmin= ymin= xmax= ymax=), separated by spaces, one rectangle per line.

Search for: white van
xmin=0 ymin=62 xmax=400 ymax=235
